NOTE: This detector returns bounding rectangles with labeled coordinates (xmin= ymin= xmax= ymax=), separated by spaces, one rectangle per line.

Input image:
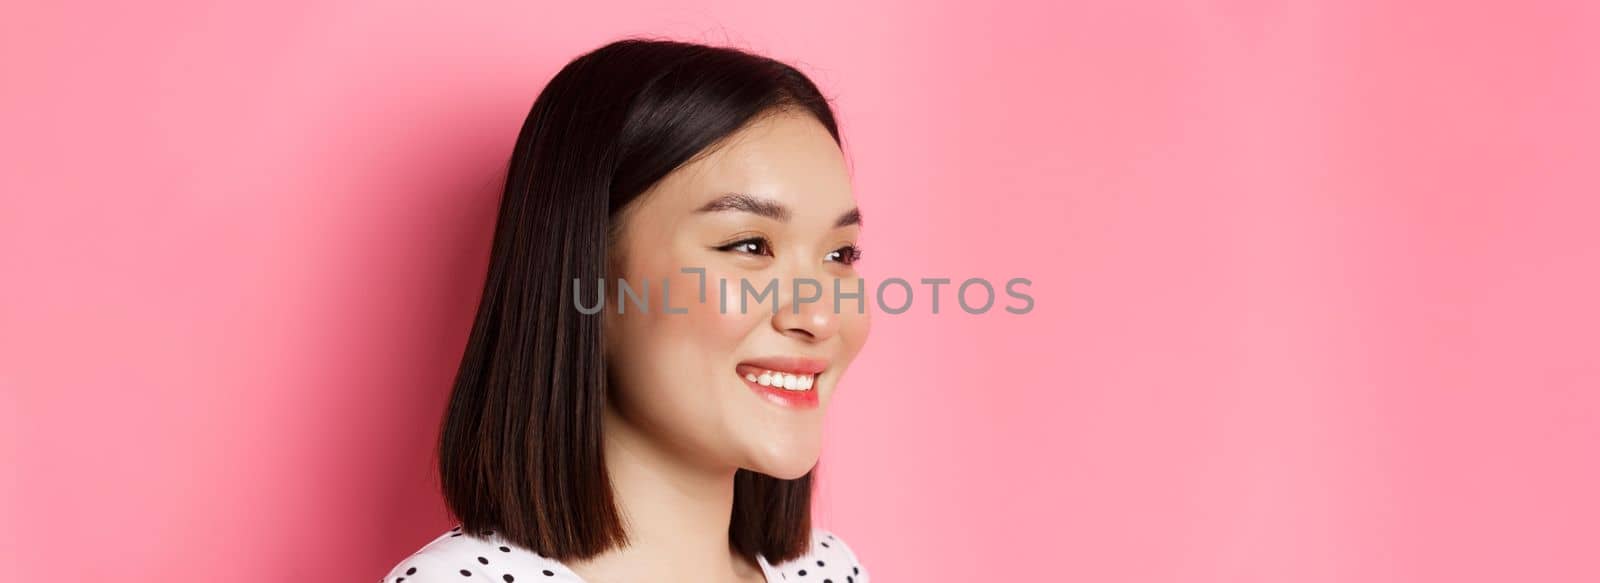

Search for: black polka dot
xmin=407 ymin=567 xmax=418 ymax=575
xmin=798 ymin=569 xmax=807 ymax=576
xmin=503 ymin=575 xmax=514 ymax=582
xmin=451 ymin=533 xmax=463 ymax=537
xmin=541 ymin=569 xmax=554 ymax=576
xmin=817 ymin=560 xmax=825 ymax=567
xmin=852 ymin=567 xmax=859 ymax=574
xmin=460 ymin=569 xmax=472 ymax=576
xmin=499 ymin=546 xmax=511 ymax=553
xmin=848 ymin=577 xmax=854 ymax=583
xmin=824 ymin=580 xmax=833 ymax=583
xmin=397 ymin=579 xmax=405 ymax=582
xmin=820 ymin=542 xmax=830 ymax=548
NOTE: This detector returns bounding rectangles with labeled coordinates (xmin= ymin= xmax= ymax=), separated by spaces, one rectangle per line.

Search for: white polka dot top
xmin=380 ymin=523 xmax=871 ymax=583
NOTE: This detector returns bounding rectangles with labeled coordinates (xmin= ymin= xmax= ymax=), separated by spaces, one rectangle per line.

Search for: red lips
xmin=736 ymin=355 xmax=828 ymax=410
xmin=736 ymin=355 xmax=829 ymax=375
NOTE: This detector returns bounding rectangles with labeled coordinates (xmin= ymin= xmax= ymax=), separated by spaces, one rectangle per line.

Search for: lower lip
xmin=741 ymin=375 xmax=819 ymax=409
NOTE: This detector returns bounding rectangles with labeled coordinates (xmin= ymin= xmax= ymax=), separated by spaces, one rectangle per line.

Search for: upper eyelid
xmin=715 ymin=237 xmax=858 ymax=258
xmin=826 ymin=244 xmax=861 ymax=263
xmin=717 ymin=236 xmax=773 ymax=255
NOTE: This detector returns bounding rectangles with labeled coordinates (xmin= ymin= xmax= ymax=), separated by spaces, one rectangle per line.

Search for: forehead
xmin=644 ymin=110 xmax=854 ymax=217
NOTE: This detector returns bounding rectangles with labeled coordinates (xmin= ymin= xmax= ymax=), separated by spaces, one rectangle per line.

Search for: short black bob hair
xmin=436 ymin=38 xmax=842 ymax=564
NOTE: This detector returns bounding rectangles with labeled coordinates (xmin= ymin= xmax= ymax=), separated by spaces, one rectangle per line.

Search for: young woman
xmin=380 ymin=38 xmax=873 ymax=583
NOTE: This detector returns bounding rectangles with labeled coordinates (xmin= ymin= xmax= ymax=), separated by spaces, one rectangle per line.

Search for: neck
xmin=565 ymin=405 xmax=764 ymax=583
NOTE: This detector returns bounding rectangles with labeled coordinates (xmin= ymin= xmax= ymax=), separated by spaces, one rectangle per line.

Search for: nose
xmin=772 ymin=276 xmax=841 ymax=343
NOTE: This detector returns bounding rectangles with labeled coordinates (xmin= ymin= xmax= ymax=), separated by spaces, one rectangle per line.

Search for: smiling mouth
xmin=733 ymin=356 xmax=830 ymax=395
xmin=736 ymin=364 xmax=816 ymax=391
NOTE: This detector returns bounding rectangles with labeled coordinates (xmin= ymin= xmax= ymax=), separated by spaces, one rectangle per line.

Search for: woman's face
xmin=603 ymin=109 xmax=870 ymax=479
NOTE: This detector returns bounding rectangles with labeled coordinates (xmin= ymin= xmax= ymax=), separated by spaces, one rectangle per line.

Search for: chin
xmin=749 ymin=458 xmax=818 ymax=481
xmin=741 ymin=436 xmax=822 ymax=480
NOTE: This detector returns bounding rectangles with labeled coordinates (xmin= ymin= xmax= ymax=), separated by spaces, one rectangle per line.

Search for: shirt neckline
xmin=554 ymin=553 xmax=777 ymax=582
xmin=442 ymin=527 xmax=781 ymax=582
xmin=755 ymin=554 xmax=779 ymax=582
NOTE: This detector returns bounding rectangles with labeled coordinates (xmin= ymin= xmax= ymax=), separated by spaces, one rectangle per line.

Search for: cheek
xmin=625 ymin=268 xmax=761 ymax=361
xmin=693 ymin=269 xmax=768 ymax=345
xmin=838 ymin=307 xmax=872 ymax=361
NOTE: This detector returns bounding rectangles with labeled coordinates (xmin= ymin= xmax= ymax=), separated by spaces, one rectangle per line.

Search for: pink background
xmin=4 ymin=1 xmax=1598 ymax=581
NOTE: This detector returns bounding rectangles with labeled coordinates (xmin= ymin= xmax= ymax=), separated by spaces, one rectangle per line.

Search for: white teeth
xmin=743 ymin=369 xmax=817 ymax=391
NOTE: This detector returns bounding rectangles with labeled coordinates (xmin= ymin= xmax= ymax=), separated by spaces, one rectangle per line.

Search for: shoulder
xmin=763 ymin=528 xmax=871 ymax=583
xmin=378 ymin=524 xmax=584 ymax=583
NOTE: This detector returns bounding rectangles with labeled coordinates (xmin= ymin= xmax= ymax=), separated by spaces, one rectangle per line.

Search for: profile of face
xmin=602 ymin=109 xmax=871 ymax=479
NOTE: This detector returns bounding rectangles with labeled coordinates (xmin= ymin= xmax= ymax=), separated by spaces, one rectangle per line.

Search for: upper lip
xmin=738 ymin=356 xmax=829 ymax=375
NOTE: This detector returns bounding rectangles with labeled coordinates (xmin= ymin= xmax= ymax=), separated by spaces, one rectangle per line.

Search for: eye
xmin=716 ymin=236 xmax=773 ymax=257
xmin=825 ymin=244 xmax=863 ymax=266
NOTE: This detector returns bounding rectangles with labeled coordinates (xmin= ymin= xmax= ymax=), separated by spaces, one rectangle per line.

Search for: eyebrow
xmin=695 ymin=192 xmax=862 ymax=228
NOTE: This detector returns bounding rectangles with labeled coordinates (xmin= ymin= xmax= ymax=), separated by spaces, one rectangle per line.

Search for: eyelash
xmin=716 ymin=237 xmax=863 ymax=266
